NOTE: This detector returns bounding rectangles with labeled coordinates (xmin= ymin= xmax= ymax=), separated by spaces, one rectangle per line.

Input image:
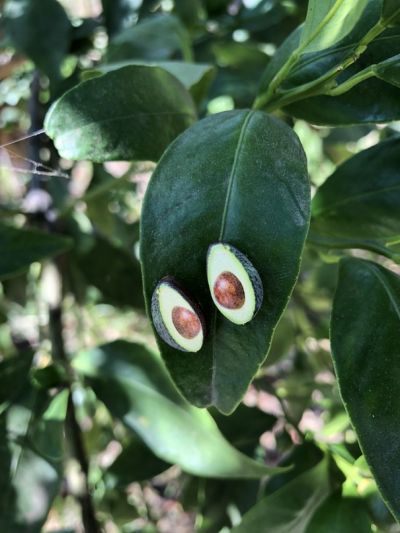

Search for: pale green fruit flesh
xmin=207 ymin=243 xmax=263 ymax=325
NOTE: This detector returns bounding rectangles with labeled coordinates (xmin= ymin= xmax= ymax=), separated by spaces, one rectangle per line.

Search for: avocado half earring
xmin=151 ymin=276 xmax=205 ymax=352
xmin=207 ymin=243 xmax=263 ymax=325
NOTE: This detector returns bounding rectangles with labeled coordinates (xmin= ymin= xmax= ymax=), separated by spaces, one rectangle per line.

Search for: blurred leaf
xmin=106 ymin=14 xmax=192 ymax=62
xmin=88 ymin=61 xmax=216 ymax=104
xmin=75 ymin=234 xmax=144 ymax=309
xmin=211 ymin=405 xmax=276 ymax=456
xmin=0 ymin=352 xmax=33 ymax=412
xmin=0 ymin=224 xmax=72 ymax=280
xmin=101 ymin=0 xmax=138 ymax=37
xmin=382 ymin=0 xmax=400 ymax=21
xmin=300 ymin=0 xmax=370 ymax=54
xmin=106 ymin=435 xmax=169 ymax=486
xmin=174 ymin=0 xmax=206 ymax=28
xmin=141 ymin=110 xmax=310 ymax=414
xmin=3 ymin=0 xmax=71 ymax=80
xmin=310 ymin=137 xmax=400 ymax=261
xmin=73 ymin=340 xmax=285 ymax=478
xmin=232 ymin=456 xmax=331 ymax=532
xmin=0 ymin=388 xmax=65 ymax=532
xmin=45 ymin=65 xmax=197 ymax=163
xmin=305 ymin=492 xmax=372 ymax=532
xmin=331 ymin=258 xmax=400 ymax=520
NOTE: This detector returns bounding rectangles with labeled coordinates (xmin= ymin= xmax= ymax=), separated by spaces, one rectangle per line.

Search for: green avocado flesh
xmin=151 ymin=278 xmax=204 ymax=352
xmin=207 ymin=243 xmax=263 ymax=325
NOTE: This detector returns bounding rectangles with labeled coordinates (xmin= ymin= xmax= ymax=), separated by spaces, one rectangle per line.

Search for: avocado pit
xmin=213 ymin=271 xmax=245 ymax=309
xmin=172 ymin=306 xmax=201 ymax=339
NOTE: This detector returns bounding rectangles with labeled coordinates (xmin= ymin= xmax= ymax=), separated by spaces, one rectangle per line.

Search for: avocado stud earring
xmin=151 ymin=276 xmax=205 ymax=352
xmin=207 ymin=243 xmax=263 ymax=325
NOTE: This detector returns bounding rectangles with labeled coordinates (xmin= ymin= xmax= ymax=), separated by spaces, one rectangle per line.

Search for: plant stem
xmin=327 ymin=65 xmax=376 ymax=96
xmin=49 ymin=305 xmax=101 ymax=533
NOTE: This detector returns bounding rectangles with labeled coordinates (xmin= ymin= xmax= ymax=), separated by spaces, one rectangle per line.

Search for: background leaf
xmin=73 ymin=340 xmax=284 ymax=478
xmin=232 ymin=457 xmax=331 ymax=532
xmin=44 ymin=65 xmax=197 ymax=162
xmin=305 ymin=492 xmax=372 ymax=532
xmin=106 ymin=14 xmax=192 ymax=62
xmin=87 ymin=61 xmax=216 ymax=105
xmin=3 ymin=0 xmax=71 ymax=80
xmin=0 ymin=388 xmax=66 ymax=532
xmin=310 ymin=137 xmax=400 ymax=261
xmin=0 ymin=224 xmax=72 ymax=280
xmin=141 ymin=110 xmax=310 ymax=414
xmin=331 ymin=258 xmax=400 ymax=520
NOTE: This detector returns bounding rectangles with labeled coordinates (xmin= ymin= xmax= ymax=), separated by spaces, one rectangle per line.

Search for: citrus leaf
xmin=232 ymin=457 xmax=331 ymax=532
xmin=0 ymin=224 xmax=72 ymax=280
xmin=86 ymin=61 xmax=216 ymax=104
xmin=300 ymin=0 xmax=370 ymax=54
xmin=141 ymin=110 xmax=310 ymax=414
xmin=305 ymin=492 xmax=372 ymax=532
xmin=73 ymin=340 xmax=285 ymax=479
xmin=44 ymin=65 xmax=197 ymax=163
xmin=310 ymin=137 xmax=400 ymax=262
xmin=331 ymin=257 xmax=400 ymax=520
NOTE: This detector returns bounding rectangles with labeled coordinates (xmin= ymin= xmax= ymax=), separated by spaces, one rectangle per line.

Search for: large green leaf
xmin=44 ymin=65 xmax=197 ymax=163
xmin=0 ymin=388 xmax=67 ymax=532
xmin=3 ymin=0 xmax=71 ymax=80
xmin=232 ymin=457 xmax=331 ymax=532
xmin=72 ymin=340 xmax=284 ymax=478
xmin=141 ymin=110 xmax=310 ymax=414
xmin=106 ymin=14 xmax=192 ymax=62
xmin=331 ymin=257 xmax=400 ymax=520
xmin=309 ymin=137 xmax=400 ymax=261
xmin=0 ymin=224 xmax=72 ymax=281
xmin=305 ymin=492 xmax=372 ymax=532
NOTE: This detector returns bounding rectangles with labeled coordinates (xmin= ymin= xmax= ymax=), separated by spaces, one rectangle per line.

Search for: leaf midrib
xmin=211 ymin=110 xmax=254 ymax=407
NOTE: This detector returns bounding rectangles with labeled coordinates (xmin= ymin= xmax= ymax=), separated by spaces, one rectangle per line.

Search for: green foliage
xmin=73 ymin=340 xmax=283 ymax=478
xmin=1 ymin=0 xmax=400 ymax=529
xmin=0 ymin=224 xmax=72 ymax=280
xmin=3 ymin=0 xmax=71 ymax=81
xmin=331 ymin=258 xmax=400 ymax=520
xmin=45 ymin=65 xmax=197 ymax=162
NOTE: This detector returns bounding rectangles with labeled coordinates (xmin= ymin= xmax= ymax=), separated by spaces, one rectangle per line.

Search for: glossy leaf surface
xmin=73 ymin=340 xmax=284 ymax=478
xmin=45 ymin=65 xmax=197 ymax=162
xmin=331 ymin=258 xmax=400 ymax=520
xmin=310 ymin=137 xmax=400 ymax=261
xmin=141 ymin=110 xmax=310 ymax=413
xmin=232 ymin=457 xmax=331 ymax=532
xmin=0 ymin=224 xmax=72 ymax=280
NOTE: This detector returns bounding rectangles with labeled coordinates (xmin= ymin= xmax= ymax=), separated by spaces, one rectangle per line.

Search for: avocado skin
xmin=207 ymin=243 xmax=264 ymax=316
xmin=151 ymin=276 xmax=206 ymax=352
